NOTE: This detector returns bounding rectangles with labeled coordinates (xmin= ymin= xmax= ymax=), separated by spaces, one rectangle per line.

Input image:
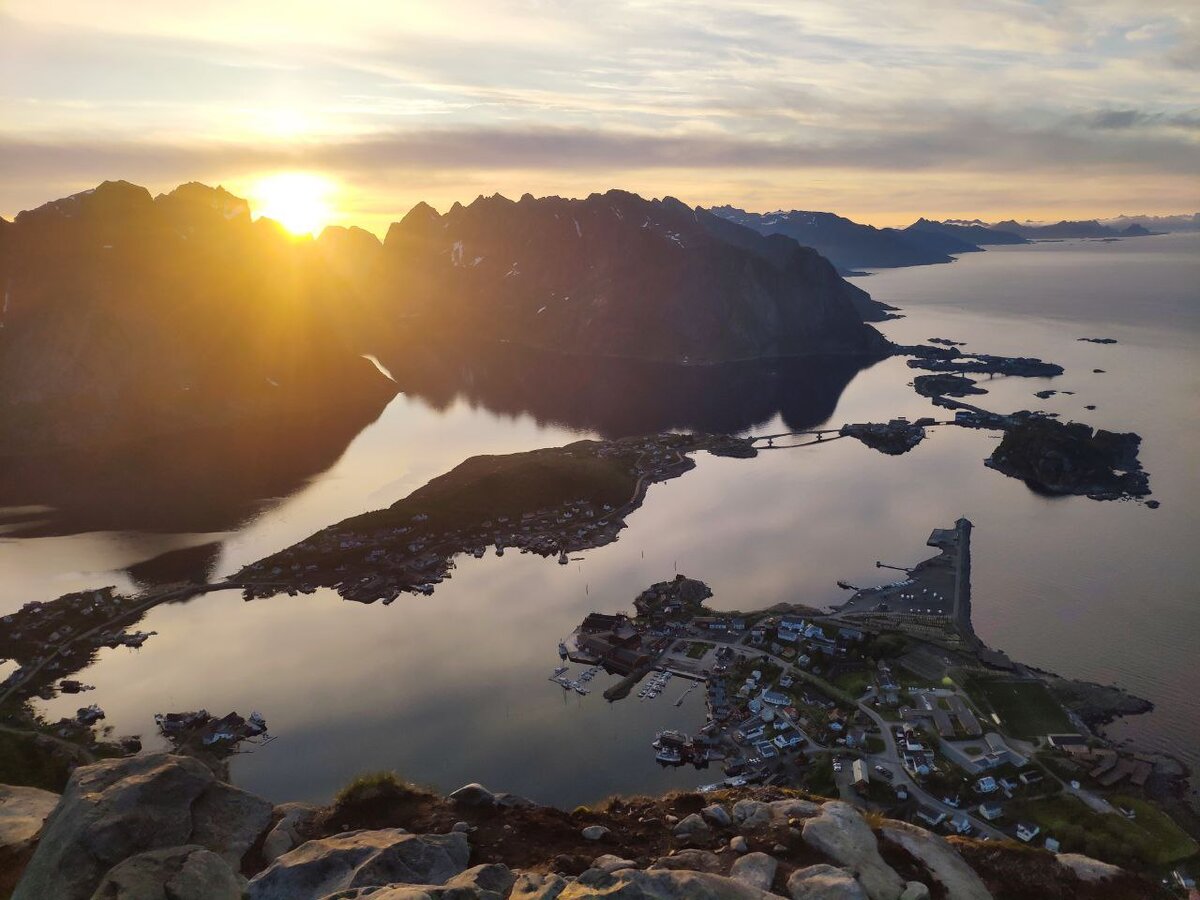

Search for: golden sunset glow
xmin=250 ymin=172 xmax=336 ymax=236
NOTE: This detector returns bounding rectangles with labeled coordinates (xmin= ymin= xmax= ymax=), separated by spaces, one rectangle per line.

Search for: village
xmin=553 ymin=519 xmax=1197 ymax=880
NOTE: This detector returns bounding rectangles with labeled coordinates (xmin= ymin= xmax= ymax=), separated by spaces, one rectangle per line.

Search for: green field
xmin=1010 ymin=794 xmax=1197 ymax=868
xmin=962 ymin=676 xmax=1073 ymax=738
xmin=832 ymin=669 xmax=872 ymax=697
xmin=685 ymin=642 xmax=714 ymax=660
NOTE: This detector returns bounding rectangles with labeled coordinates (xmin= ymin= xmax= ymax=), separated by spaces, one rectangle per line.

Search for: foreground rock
xmin=13 ymin=754 xmax=272 ymax=900
xmin=561 ymin=868 xmax=777 ymax=898
xmin=247 ymin=829 xmax=469 ymax=900
xmin=787 ymin=864 xmax=867 ymax=899
xmin=0 ymin=785 xmax=59 ymax=853
xmin=880 ymin=822 xmax=990 ymax=900
xmin=801 ymin=802 xmax=904 ymax=900
xmin=729 ymin=852 xmax=778 ymax=891
xmin=88 ymin=845 xmax=245 ymax=900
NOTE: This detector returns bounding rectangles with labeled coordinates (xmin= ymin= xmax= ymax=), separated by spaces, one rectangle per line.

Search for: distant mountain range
xmin=709 ymin=207 xmax=1027 ymax=274
xmin=0 ymin=182 xmax=889 ymax=455
xmin=709 ymin=205 xmax=1190 ymax=272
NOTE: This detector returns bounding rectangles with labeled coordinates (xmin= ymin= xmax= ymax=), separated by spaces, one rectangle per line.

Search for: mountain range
xmin=0 ymin=182 xmax=890 ymax=455
xmin=709 ymin=206 xmax=1026 ymax=274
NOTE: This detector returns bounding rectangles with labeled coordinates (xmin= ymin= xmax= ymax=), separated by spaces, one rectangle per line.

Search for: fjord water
xmin=13 ymin=234 xmax=1200 ymax=808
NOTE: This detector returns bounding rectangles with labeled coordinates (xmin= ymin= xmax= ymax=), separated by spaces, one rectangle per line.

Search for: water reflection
xmin=380 ymin=339 xmax=881 ymax=438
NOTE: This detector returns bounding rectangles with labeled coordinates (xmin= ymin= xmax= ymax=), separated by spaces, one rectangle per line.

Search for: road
xmin=750 ymin=644 xmax=1008 ymax=840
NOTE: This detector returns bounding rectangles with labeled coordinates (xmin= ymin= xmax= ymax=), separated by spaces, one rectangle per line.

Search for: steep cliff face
xmin=0 ymin=181 xmax=396 ymax=455
xmin=384 ymin=191 xmax=888 ymax=363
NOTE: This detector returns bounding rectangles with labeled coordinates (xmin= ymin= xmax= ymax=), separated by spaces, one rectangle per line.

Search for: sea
xmin=2 ymin=232 xmax=1197 ymax=808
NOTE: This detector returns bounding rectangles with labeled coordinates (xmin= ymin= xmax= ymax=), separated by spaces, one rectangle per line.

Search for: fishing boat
xmin=574 ymin=684 xmax=590 ymax=695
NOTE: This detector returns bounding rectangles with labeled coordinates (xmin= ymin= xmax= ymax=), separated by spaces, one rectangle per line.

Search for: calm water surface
xmin=12 ymin=234 xmax=1200 ymax=807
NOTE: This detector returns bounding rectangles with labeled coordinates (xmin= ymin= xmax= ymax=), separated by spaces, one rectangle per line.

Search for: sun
xmin=250 ymin=172 xmax=335 ymax=236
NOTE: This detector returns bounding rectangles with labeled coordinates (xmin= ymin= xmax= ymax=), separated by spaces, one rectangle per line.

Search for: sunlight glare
xmin=250 ymin=172 xmax=335 ymax=236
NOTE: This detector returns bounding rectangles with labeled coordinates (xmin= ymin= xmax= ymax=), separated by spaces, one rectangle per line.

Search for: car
xmin=874 ymin=765 xmax=894 ymax=779
xmin=832 ymin=759 xmax=843 ymax=773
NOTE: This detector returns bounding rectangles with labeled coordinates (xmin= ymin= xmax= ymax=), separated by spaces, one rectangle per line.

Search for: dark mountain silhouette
xmin=0 ymin=180 xmax=398 ymax=456
xmin=905 ymin=217 xmax=1027 ymax=246
xmin=384 ymin=191 xmax=889 ymax=362
xmin=709 ymin=205 xmax=963 ymax=273
xmin=988 ymin=218 xmax=1151 ymax=239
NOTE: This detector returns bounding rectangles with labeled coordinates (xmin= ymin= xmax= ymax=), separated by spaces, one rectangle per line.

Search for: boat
xmin=655 ymin=747 xmax=682 ymax=764
xmin=553 ymin=665 xmax=568 ymax=676
xmin=558 ymin=641 xmax=568 ymax=659
xmin=574 ymin=685 xmax=590 ymax=695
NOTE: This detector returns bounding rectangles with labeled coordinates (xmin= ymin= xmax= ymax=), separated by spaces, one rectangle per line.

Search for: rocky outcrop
xmin=262 ymin=803 xmax=320 ymax=863
xmin=879 ymin=822 xmax=990 ymax=900
xmin=6 ymin=759 xmax=1162 ymax=900
xmin=13 ymin=754 xmax=272 ymax=900
xmin=247 ymin=829 xmax=469 ymax=900
xmin=786 ymin=864 xmax=867 ymax=899
xmin=87 ymin=845 xmax=245 ymax=900
xmin=1054 ymin=853 xmax=1124 ymax=883
xmin=0 ymin=784 xmax=59 ymax=853
xmin=800 ymin=802 xmax=904 ymax=900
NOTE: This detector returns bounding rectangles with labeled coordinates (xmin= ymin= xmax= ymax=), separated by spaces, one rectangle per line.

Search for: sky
xmin=1 ymin=0 xmax=1198 ymax=234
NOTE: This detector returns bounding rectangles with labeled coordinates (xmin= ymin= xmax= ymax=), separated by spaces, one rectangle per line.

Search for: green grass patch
xmin=685 ymin=642 xmax=714 ymax=660
xmin=833 ymin=669 xmax=872 ymax=697
xmin=1010 ymin=794 xmax=1197 ymax=869
xmin=962 ymin=676 xmax=1073 ymax=739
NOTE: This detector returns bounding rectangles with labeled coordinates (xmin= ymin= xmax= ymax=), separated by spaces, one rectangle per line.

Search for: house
xmin=779 ymin=615 xmax=806 ymax=633
xmin=1018 ymin=770 xmax=1044 ymax=786
xmin=978 ymin=801 xmax=1004 ymax=821
xmin=915 ymin=807 xmax=946 ymax=828
xmin=851 ymin=759 xmax=869 ymax=789
xmin=974 ymin=776 xmax=998 ymax=794
xmin=761 ymin=691 xmax=790 ymax=707
xmin=950 ymin=814 xmax=972 ymax=835
xmin=1016 ymin=823 xmax=1040 ymax=843
xmin=1044 ymin=837 xmax=1060 ymax=853
xmin=773 ymin=733 xmax=804 ymax=750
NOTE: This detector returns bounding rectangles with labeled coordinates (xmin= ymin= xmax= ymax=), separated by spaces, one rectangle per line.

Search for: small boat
xmin=574 ymin=685 xmax=590 ymax=695
xmin=558 ymin=641 xmax=568 ymax=659
xmin=553 ymin=665 xmax=568 ymax=676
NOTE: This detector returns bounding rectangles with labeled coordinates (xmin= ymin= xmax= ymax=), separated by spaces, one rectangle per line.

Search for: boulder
xmin=191 ymin=781 xmax=274 ymax=867
xmin=769 ymin=799 xmax=821 ymax=822
xmin=13 ymin=754 xmax=272 ymax=900
xmin=899 ymin=883 xmax=930 ymax=900
xmin=702 ymin=804 xmax=732 ymax=828
xmin=592 ymin=854 xmax=637 ymax=874
xmin=1055 ymin=853 xmax=1123 ymax=883
xmin=495 ymin=792 xmax=537 ymax=809
xmin=560 ymin=868 xmax=777 ymax=898
xmin=448 ymin=783 xmax=496 ymax=807
xmin=581 ymin=825 xmax=610 ymax=841
xmin=87 ymin=845 xmax=244 ymax=900
xmin=787 ymin=864 xmax=868 ymax=900
xmin=880 ymin=822 xmax=990 ymax=900
xmin=732 ymin=800 xmax=771 ymax=831
xmin=247 ymin=829 xmax=469 ymax=900
xmin=801 ymin=802 xmax=903 ymax=900
xmin=0 ymin=784 xmax=60 ymax=852
xmin=511 ymin=872 xmax=568 ymax=898
xmin=729 ymin=852 xmax=777 ymax=891
xmin=672 ymin=813 xmax=712 ymax=842
xmin=451 ymin=822 xmax=472 ymax=834
xmin=649 ymin=849 xmax=722 ymax=873
xmin=730 ymin=835 xmax=748 ymax=853
xmin=263 ymin=803 xmax=320 ymax=863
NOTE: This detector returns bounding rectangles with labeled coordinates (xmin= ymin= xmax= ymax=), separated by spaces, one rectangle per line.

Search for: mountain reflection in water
xmin=379 ymin=340 xmax=881 ymax=439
